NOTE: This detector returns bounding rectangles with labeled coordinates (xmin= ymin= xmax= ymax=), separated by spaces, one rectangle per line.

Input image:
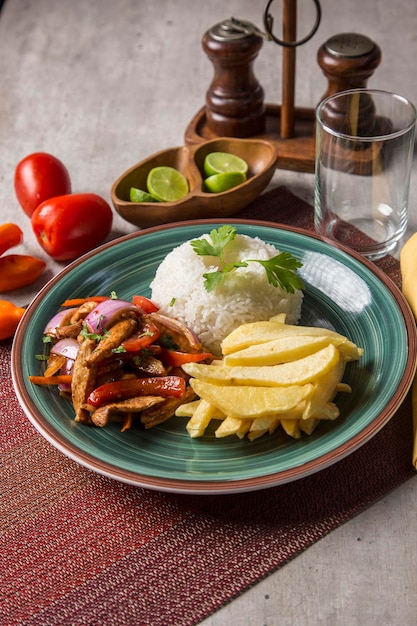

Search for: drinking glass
xmin=314 ymin=89 xmax=416 ymax=260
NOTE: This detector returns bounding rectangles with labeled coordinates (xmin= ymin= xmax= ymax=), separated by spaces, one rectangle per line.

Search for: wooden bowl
xmin=111 ymin=138 xmax=277 ymax=228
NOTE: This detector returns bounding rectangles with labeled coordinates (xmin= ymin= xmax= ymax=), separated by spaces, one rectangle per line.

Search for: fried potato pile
xmin=176 ymin=314 xmax=363 ymax=441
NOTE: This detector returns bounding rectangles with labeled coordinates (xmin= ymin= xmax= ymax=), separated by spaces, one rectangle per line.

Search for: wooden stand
xmin=184 ymin=3 xmax=381 ymax=174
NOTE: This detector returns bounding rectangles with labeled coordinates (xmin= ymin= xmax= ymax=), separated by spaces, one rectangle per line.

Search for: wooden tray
xmin=184 ymin=103 xmax=316 ymax=173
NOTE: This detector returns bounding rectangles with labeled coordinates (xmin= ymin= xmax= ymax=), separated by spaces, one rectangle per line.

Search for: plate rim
xmin=11 ymin=218 xmax=417 ymax=494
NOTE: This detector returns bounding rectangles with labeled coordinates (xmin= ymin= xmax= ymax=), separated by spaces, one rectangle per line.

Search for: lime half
xmin=130 ymin=187 xmax=158 ymax=203
xmin=204 ymin=171 xmax=246 ymax=193
xmin=203 ymin=152 xmax=249 ymax=177
xmin=146 ymin=166 xmax=189 ymax=202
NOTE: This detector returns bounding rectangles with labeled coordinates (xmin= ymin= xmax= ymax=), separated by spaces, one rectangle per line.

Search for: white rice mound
xmin=150 ymin=233 xmax=303 ymax=355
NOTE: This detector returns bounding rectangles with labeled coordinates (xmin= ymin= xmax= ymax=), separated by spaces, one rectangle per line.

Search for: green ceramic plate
xmin=12 ymin=220 xmax=417 ymax=494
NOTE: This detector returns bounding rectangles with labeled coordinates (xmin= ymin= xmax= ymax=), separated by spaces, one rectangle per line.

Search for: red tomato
xmin=131 ymin=295 xmax=159 ymax=313
xmin=14 ymin=153 xmax=71 ymax=217
xmin=31 ymin=193 xmax=113 ymax=261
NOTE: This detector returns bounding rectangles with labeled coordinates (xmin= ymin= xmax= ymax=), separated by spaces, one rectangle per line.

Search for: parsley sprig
xmin=190 ymin=225 xmax=304 ymax=294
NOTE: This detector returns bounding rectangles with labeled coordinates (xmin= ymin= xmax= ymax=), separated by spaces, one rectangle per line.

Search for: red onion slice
xmin=44 ymin=308 xmax=78 ymax=334
xmin=150 ymin=312 xmax=202 ymax=351
xmin=83 ymin=299 xmax=138 ymax=333
xmin=51 ymin=338 xmax=80 ymax=361
xmin=58 ymin=357 xmax=75 ymax=392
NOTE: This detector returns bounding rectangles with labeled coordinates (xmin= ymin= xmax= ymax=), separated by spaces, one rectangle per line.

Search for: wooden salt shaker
xmin=202 ymin=18 xmax=266 ymax=138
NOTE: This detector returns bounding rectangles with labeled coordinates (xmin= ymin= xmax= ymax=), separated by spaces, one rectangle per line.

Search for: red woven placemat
xmin=1 ymin=186 xmax=415 ymax=626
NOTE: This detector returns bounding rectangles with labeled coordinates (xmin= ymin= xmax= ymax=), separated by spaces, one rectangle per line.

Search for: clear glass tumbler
xmin=314 ymin=89 xmax=416 ymax=260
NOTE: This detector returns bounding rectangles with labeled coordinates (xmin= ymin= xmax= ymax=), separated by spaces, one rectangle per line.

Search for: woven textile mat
xmin=1 ymin=186 xmax=415 ymax=626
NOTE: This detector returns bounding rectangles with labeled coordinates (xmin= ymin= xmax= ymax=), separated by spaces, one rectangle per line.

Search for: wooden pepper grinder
xmin=317 ymin=33 xmax=382 ymax=134
xmin=202 ymin=18 xmax=266 ymax=138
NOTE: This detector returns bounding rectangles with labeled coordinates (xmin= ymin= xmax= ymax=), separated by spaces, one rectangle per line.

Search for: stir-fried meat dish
xmin=31 ymin=295 xmax=213 ymax=432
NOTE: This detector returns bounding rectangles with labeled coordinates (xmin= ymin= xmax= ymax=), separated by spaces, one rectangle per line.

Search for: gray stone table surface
xmin=1 ymin=1 xmax=417 ymax=625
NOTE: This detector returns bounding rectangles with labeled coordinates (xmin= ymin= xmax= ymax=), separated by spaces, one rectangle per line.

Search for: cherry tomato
xmin=14 ymin=152 xmax=71 ymax=217
xmin=31 ymin=193 xmax=113 ymax=261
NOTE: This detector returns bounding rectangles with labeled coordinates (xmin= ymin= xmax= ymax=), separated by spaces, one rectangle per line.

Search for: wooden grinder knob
xmin=317 ymin=33 xmax=382 ymax=134
xmin=202 ymin=18 xmax=266 ymax=138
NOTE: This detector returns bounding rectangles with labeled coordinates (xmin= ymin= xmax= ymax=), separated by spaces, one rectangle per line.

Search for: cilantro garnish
xmin=190 ymin=225 xmax=304 ymax=293
xmin=112 ymin=345 xmax=127 ymax=354
xmin=80 ymin=323 xmax=109 ymax=342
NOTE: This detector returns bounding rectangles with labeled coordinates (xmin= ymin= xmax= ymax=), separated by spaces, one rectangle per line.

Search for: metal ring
xmin=263 ymin=0 xmax=322 ymax=48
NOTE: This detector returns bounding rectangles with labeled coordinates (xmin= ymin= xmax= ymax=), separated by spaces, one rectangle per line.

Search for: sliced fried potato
xmin=221 ymin=319 xmax=362 ymax=356
xmin=183 ymin=344 xmax=340 ymax=387
xmin=280 ymin=419 xmax=302 ymax=438
xmin=247 ymin=428 xmax=269 ymax=441
xmin=223 ymin=334 xmax=362 ymax=366
xmin=249 ymin=414 xmax=280 ymax=432
xmin=215 ymin=416 xmax=246 ymax=438
xmin=302 ymin=359 xmax=346 ymax=420
xmin=223 ymin=335 xmax=334 ymax=366
xmin=186 ymin=399 xmax=222 ymax=438
xmin=299 ymin=417 xmax=319 ymax=435
xmin=175 ymin=399 xmax=201 ymax=417
xmin=268 ymin=313 xmax=287 ymax=323
xmin=182 ymin=316 xmax=363 ymax=441
xmin=236 ymin=420 xmax=253 ymax=438
xmin=189 ymin=379 xmax=313 ymax=418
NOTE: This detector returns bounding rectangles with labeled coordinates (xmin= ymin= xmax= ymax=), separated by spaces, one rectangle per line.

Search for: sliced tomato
xmin=131 ymin=295 xmax=159 ymax=313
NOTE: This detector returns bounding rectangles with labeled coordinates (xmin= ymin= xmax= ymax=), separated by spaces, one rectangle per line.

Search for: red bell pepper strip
xmin=87 ymin=375 xmax=186 ymax=407
xmin=161 ymin=349 xmax=213 ymax=367
xmin=60 ymin=296 xmax=110 ymax=307
xmin=121 ymin=322 xmax=161 ymax=352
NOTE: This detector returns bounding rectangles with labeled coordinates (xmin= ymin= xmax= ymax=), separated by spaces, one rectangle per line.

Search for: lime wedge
xmin=204 ymin=171 xmax=246 ymax=193
xmin=146 ymin=166 xmax=189 ymax=202
xmin=130 ymin=187 xmax=158 ymax=202
xmin=204 ymin=152 xmax=249 ymax=177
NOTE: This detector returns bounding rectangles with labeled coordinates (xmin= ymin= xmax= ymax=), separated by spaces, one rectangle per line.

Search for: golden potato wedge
xmin=299 ymin=417 xmax=319 ymax=435
xmin=336 ymin=382 xmax=352 ymax=393
xmin=223 ymin=335 xmax=334 ymax=366
xmin=175 ymin=399 xmax=225 ymax=420
xmin=183 ymin=344 xmax=340 ymax=387
xmin=189 ymin=379 xmax=314 ymax=418
xmin=223 ymin=334 xmax=362 ymax=366
xmin=249 ymin=414 xmax=280 ymax=432
xmin=215 ymin=416 xmax=246 ymax=438
xmin=221 ymin=319 xmax=363 ymax=356
xmin=236 ymin=420 xmax=252 ymax=438
xmin=280 ymin=419 xmax=302 ymax=438
xmin=302 ymin=359 xmax=346 ymax=420
xmin=186 ymin=399 xmax=222 ymax=438
xmin=175 ymin=399 xmax=201 ymax=417
xmin=247 ymin=428 xmax=269 ymax=441
xmin=268 ymin=313 xmax=287 ymax=323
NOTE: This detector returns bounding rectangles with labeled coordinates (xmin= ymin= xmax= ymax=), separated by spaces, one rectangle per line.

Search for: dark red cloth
xmin=1 ymin=186 xmax=414 ymax=626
